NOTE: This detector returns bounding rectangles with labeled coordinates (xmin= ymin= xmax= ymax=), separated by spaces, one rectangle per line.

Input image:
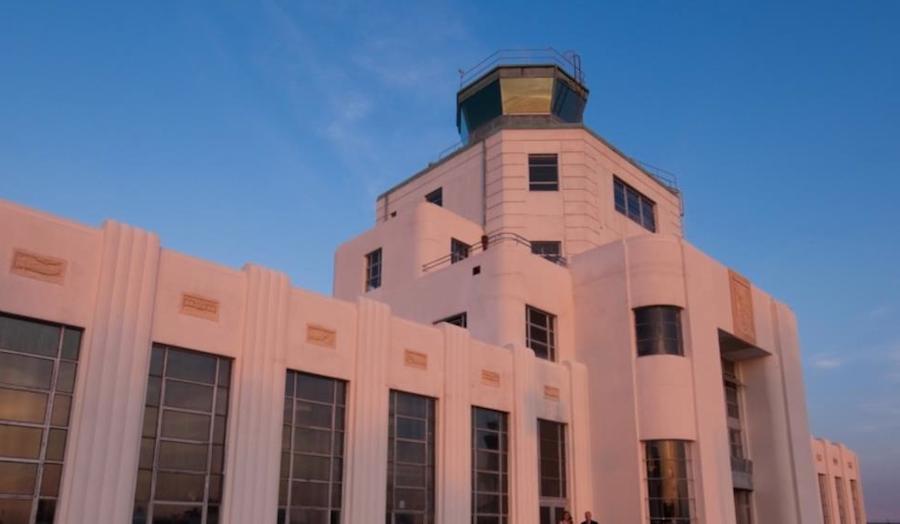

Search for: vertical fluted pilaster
xmin=224 ymin=264 xmax=290 ymax=523
xmin=439 ymin=324 xmax=472 ymax=522
xmin=511 ymin=344 xmax=540 ymax=524
xmin=564 ymin=360 xmax=594 ymax=517
xmin=57 ymin=221 xmax=160 ymax=523
xmin=345 ymin=298 xmax=392 ymax=521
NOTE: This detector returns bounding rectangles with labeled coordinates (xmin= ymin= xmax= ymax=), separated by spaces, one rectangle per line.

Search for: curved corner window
xmin=634 ymin=306 xmax=684 ymax=357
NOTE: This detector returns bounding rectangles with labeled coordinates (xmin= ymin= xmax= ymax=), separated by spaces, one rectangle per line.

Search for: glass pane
xmin=0 ymin=424 xmax=43 ymax=458
xmin=165 ymin=350 xmax=217 ymax=384
xmin=158 ymin=441 xmax=209 ymax=472
xmin=0 ymin=352 xmax=54 ymax=389
xmin=0 ymin=499 xmax=33 ymax=524
xmin=143 ymin=407 xmax=159 ymax=438
xmin=135 ymin=469 xmax=152 ymax=502
xmin=154 ymin=472 xmax=206 ymax=502
xmin=36 ymin=498 xmax=57 ymax=524
xmin=57 ymin=361 xmax=76 ymax=393
xmin=217 ymin=360 xmax=231 ymax=386
xmin=149 ymin=347 xmax=164 ymax=377
xmin=296 ymin=401 xmax=332 ymax=429
xmin=292 ymin=481 xmax=329 ymax=506
xmin=46 ymin=428 xmax=67 ymax=461
xmin=501 ymin=77 xmax=553 ymax=114
xmin=161 ymin=410 xmax=211 ymax=441
xmin=140 ymin=437 xmax=155 ymax=468
xmin=146 ymin=377 xmax=162 ymax=407
xmin=296 ymin=375 xmax=334 ymax=403
xmin=163 ymin=380 xmax=214 ymax=412
xmin=151 ymin=503 xmax=203 ymax=523
xmin=40 ymin=463 xmax=62 ymax=496
xmin=0 ymin=316 xmax=60 ymax=356
xmin=61 ymin=328 xmax=82 ymax=361
xmin=0 ymin=387 xmax=47 ymax=423
xmin=51 ymin=393 xmax=72 ymax=426
xmin=0 ymin=460 xmax=38 ymax=494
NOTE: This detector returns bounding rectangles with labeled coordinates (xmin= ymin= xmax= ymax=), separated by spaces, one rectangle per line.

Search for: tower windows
xmin=538 ymin=419 xmax=567 ymax=524
xmin=634 ymin=306 xmax=684 ymax=357
xmin=614 ymin=177 xmax=656 ymax=232
xmin=451 ymin=238 xmax=470 ymax=264
xmin=365 ymin=248 xmax=382 ymax=291
xmin=526 ymin=306 xmax=557 ymax=361
xmin=425 ymin=188 xmax=443 ymax=207
xmin=529 ymin=154 xmax=559 ymax=191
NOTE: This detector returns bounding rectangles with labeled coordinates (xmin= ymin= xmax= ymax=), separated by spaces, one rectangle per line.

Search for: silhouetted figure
xmin=581 ymin=510 xmax=598 ymax=524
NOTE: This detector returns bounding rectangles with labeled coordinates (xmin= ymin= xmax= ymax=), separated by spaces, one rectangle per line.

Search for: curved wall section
xmin=626 ymin=235 xmax=686 ymax=309
xmin=635 ymin=355 xmax=697 ymax=441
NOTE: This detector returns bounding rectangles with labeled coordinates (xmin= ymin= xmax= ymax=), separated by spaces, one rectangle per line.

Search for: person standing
xmin=580 ymin=510 xmax=598 ymax=524
xmin=558 ymin=510 xmax=574 ymax=524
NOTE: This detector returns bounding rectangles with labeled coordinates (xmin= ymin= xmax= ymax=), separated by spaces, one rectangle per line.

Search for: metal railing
xmin=421 ymin=231 xmax=567 ymax=273
xmin=458 ymin=48 xmax=584 ymax=89
xmin=632 ymin=158 xmax=679 ymax=191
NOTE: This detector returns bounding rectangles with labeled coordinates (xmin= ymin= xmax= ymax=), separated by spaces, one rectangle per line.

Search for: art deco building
xmin=0 ymin=51 xmax=844 ymax=524
xmin=811 ymin=438 xmax=866 ymax=524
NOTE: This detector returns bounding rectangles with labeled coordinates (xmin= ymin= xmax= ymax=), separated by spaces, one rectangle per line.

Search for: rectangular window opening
xmin=529 ymin=154 xmax=559 ymax=191
xmin=472 ymin=407 xmax=509 ymax=522
xmin=386 ymin=391 xmax=435 ymax=524
xmin=526 ymin=306 xmax=556 ymax=361
xmin=451 ymin=239 xmax=470 ymax=264
xmin=425 ymin=188 xmax=443 ymax=207
xmin=365 ymin=248 xmax=382 ymax=291
xmin=434 ymin=313 xmax=467 ymax=329
xmin=644 ymin=440 xmax=693 ymax=524
xmin=634 ymin=306 xmax=684 ymax=357
xmin=614 ymin=177 xmax=656 ymax=232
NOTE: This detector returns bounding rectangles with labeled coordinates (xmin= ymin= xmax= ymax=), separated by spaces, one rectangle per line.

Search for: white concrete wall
xmin=0 ymin=198 xmax=592 ymax=524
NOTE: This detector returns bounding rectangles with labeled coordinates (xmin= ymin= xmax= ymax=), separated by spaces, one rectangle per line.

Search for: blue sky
xmin=2 ymin=1 xmax=898 ymax=518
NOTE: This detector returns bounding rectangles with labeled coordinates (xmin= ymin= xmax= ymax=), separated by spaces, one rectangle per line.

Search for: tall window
xmin=0 ymin=313 xmax=82 ymax=524
xmin=530 ymin=241 xmax=562 ymax=264
xmin=849 ymin=479 xmax=862 ymax=524
xmin=528 ymin=154 xmax=559 ymax=191
xmin=451 ymin=238 xmax=470 ymax=264
xmin=614 ymin=177 xmax=656 ymax=232
xmin=734 ymin=490 xmax=753 ymax=524
xmin=538 ymin=420 xmax=567 ymax=524
xmin=425 ymin=188 xmax=443 ymax=207
xmin=834 ymin=477 xmax=847 ymax=524
xmin=472 ymin=408 xmax=508 ymax=523
xmin=278 ymin=371 xmax=346 ymax=524
xmin=365 ymin=248 xmax=382 ymax=291
xmin=644 ymin=440 xmax=693 ymax=524
xmin=634 ymin=306 xmax=684 ymax=357
xmin=526 ymin=306 xmax=556 ymax=361
xmin=133 ymin=344 xmax=232 ymax=524
xmin=434 ymin=313 xmax=467 ymax=329
xmin=818 ymin=474 xmax=832 ymax=524
xmin=386 ymin=391 xmax=435 ymax=524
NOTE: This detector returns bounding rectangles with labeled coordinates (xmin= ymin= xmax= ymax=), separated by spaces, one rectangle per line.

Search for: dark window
xmin=529 ymin=154 xmax=559 ymax=191
xmin=530 ymin=241 xmax=563 ymax=264
xmin=644 ymin=440 xmax=693 ymax=524
xmin=365 ymin=249 xmax=382 ymax=291
xmin=425 ymin=188 xmax=443 ymax=207
xmin=818 ymin=474 xmax=832 ymax=524
xmin=278 ymin=371 xmax=346 ymax=524
xmin=614 ymin=177 xmax=656 ymax=232
xmin=472 ymin=407 xmax=508 ymax=523
xmin=734 ymin=489 xmax=753 ymax=524
xmin=835 ymin=477 xmax=847 ymax=524
xmin=526 ymin=306 xmax=556 ymax=361
xmin=634 ymin=306 xmax=684 ymax=357
xmin=134 ymin=344 xmax=232 ymax=524
xmin=434 ymin=313 xmax=467 ymax=329
xmin=386 ymin=391 xmax=435 ymax=524
xmin=0 ymin=313 xmax=82 ymax=524
xmin=551 ymin=81 xmax=587 ymax=123
xmin=457 ymin=80 xmax=502 ymax=142
xmin=451 ymin=239 xmax=470 ymax=264
xmin=850 ymin=479 xmax=862 ymax=524
xmin=538 ymin=419 xmax=567 ymax=519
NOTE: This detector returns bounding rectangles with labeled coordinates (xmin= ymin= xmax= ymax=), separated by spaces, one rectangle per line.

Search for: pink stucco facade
xmin=811 ymin=438 xmax=866 ymax=524
xmin=0 ymin=61 xmax=851 ymax=524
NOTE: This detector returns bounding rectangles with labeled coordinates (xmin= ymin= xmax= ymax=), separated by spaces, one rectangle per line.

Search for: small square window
xmin=425 ymin=188 xmax=443 ymax=207
xmin=530 ymin=241 xmax=563 ymax=264
xmin=451 ymin=238 xmax=470 ymax=264
xmin=613 ymin=176 xmax=656 ymax=232
xmin=528 ymin=154 xmax=558 ymax=191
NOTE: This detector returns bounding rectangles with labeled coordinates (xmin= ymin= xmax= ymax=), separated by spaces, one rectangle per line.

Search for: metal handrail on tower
xmin=458 ymin=48 xmax=585 ymax=89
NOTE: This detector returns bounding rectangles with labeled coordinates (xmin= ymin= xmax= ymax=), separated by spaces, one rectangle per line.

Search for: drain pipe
xmin=481 ymin=139 xmax=487 ymax=227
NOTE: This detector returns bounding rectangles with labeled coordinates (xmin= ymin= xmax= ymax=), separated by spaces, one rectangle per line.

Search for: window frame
xmin=528 ymin=154 xmax=559 ymax=191
xmin=634 ymin=306 xmax=684 ymax=357
xmin=386 ymin=390 xmax=436 ymax=524
xmin=0 ymin=313 xmax=83 ymax=524
xmin=613 ymin=176 xmax=657 ymax=232
xmin=472 ymin=407 xmax=509 ymax=523
xmin=425 ymin=188 xmax=443 ymax=207
xmin=434 ymin=313 xmax=467 ymax=329
xmin=451 ymin=238 xmax=470 ymax=264
xmin=643 ymin=440 xmax=694 ymax=524
xmin=365 ymin=248 xmax=382 ymax=291
xmin=526 ymin=306 xmax=557 ymax=361
xmin=133 ymin=343 xmax=232 ymax=524
xmin=530 ymin=241 xmax=563 ymax=264
xmin=277 ymin=371 xmax=347 ymax=524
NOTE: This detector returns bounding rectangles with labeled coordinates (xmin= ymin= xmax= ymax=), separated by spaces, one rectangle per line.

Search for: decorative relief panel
xmin=180 ymin=293 xmax=219 ymax=322
xmin=404 ymin=350 xmax=428 ymax=370
xmin=306 ymin=325 xmax=337 ymax=348
xmin=481 ymin=370 xmax=500 ymax=387
xmin=728 ymin=269 xmax=756 ymax=345
xmin=10 ymin=249 xmax=67 ymax=284
xmin=543 ymin=385 xmax=560 ymax=401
